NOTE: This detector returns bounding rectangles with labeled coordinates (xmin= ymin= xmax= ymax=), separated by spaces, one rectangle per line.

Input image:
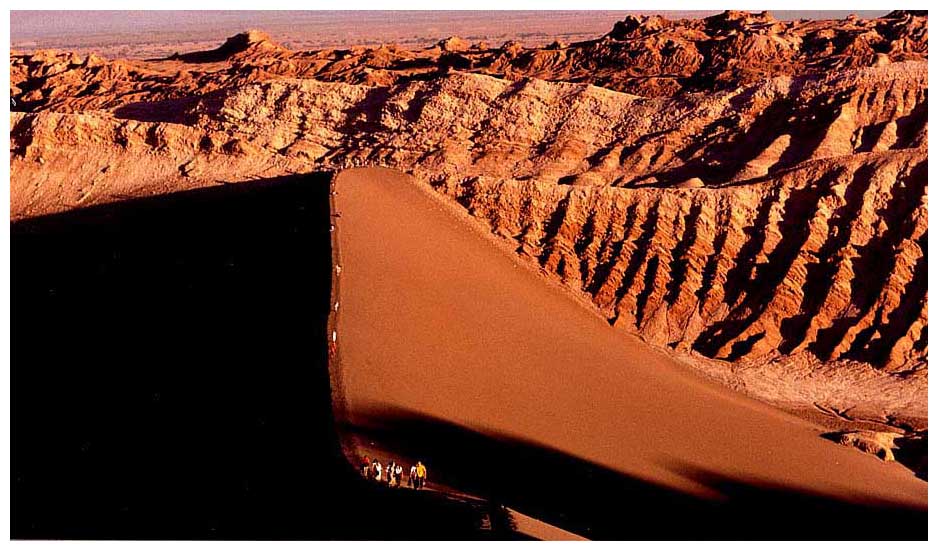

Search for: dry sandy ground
xmin=333 ymin=167 xmax=926 ymax=522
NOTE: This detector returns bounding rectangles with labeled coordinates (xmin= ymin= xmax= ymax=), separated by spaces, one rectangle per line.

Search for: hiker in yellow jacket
xmin=414 ymin=461 xmax=427 ymax=490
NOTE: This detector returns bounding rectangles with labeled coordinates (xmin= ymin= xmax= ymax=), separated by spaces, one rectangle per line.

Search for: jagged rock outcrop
xmin=9 ymin=12 xmax=928 ymax=428
xmin=826 ymin=429 xmax=927 ymax=480
xmin=828 ymin=430 xmax=902 ymax=461
xmin=11 ymin=11 xmax=928 ymax=113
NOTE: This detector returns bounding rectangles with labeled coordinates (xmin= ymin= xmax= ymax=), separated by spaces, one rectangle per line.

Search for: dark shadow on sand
xmin=351 ymin=408 xmax=927 ymax=540
xmin=11 ymin=174 xmax=492 ymax=539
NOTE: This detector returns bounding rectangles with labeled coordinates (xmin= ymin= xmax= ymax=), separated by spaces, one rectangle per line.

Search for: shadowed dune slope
xmin=333 ymin=167 xmax=926 ymax=537
xmin=11 ymin=173 xmax=498 ymax=540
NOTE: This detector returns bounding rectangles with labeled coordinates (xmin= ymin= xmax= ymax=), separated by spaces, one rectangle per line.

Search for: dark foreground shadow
xmin=11 ymin=174 xmax=493 ymax=539
xmin=351 ymin=408 xmax=927 ymax=540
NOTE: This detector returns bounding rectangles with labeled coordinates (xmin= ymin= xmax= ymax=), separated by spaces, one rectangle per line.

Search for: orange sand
xmin=333 ymin=167 xmax=926 ymax=509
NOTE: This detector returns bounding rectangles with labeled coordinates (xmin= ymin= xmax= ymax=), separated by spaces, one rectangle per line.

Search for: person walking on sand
xmin=414 ymin=461 xmax=427 ymax=490
xmin=409 ymin=464 xmax=418 ymax=489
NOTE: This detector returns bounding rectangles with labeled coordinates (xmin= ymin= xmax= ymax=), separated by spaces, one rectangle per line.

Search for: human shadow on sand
xmin=349 ymin=407 xmax=927 ymax=540
xmin=11 ymin=173 xmax=499 ymax=540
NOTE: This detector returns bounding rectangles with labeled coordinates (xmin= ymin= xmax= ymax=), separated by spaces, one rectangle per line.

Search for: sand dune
xmin=8 ymin=10 xmax=928 ymax=538
xmin=333 ymin=167 xmax=925 ymax=535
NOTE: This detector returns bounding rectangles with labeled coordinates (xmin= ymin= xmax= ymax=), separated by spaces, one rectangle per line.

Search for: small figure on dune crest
xmin=394 ymin=463 xmax=403 ymax=487
xmin=385 ymin=461 xmax=395 ymax=487
xmin=413 ymin=461 xmax=427 ymax=490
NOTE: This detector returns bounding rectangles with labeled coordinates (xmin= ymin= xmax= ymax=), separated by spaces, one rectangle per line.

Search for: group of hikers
xmin=361 ymin=456 xmax=428 ymax=490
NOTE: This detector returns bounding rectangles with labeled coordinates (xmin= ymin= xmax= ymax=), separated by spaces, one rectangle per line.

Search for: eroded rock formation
xmin=11 ymin=10 xmax=928 ymax=110
xmin=825 ymin=429 xmax=927 ymax=480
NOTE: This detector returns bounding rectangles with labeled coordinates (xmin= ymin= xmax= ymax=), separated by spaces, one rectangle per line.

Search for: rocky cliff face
xmin=9 ymin=11 xmax=928 ymax=427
